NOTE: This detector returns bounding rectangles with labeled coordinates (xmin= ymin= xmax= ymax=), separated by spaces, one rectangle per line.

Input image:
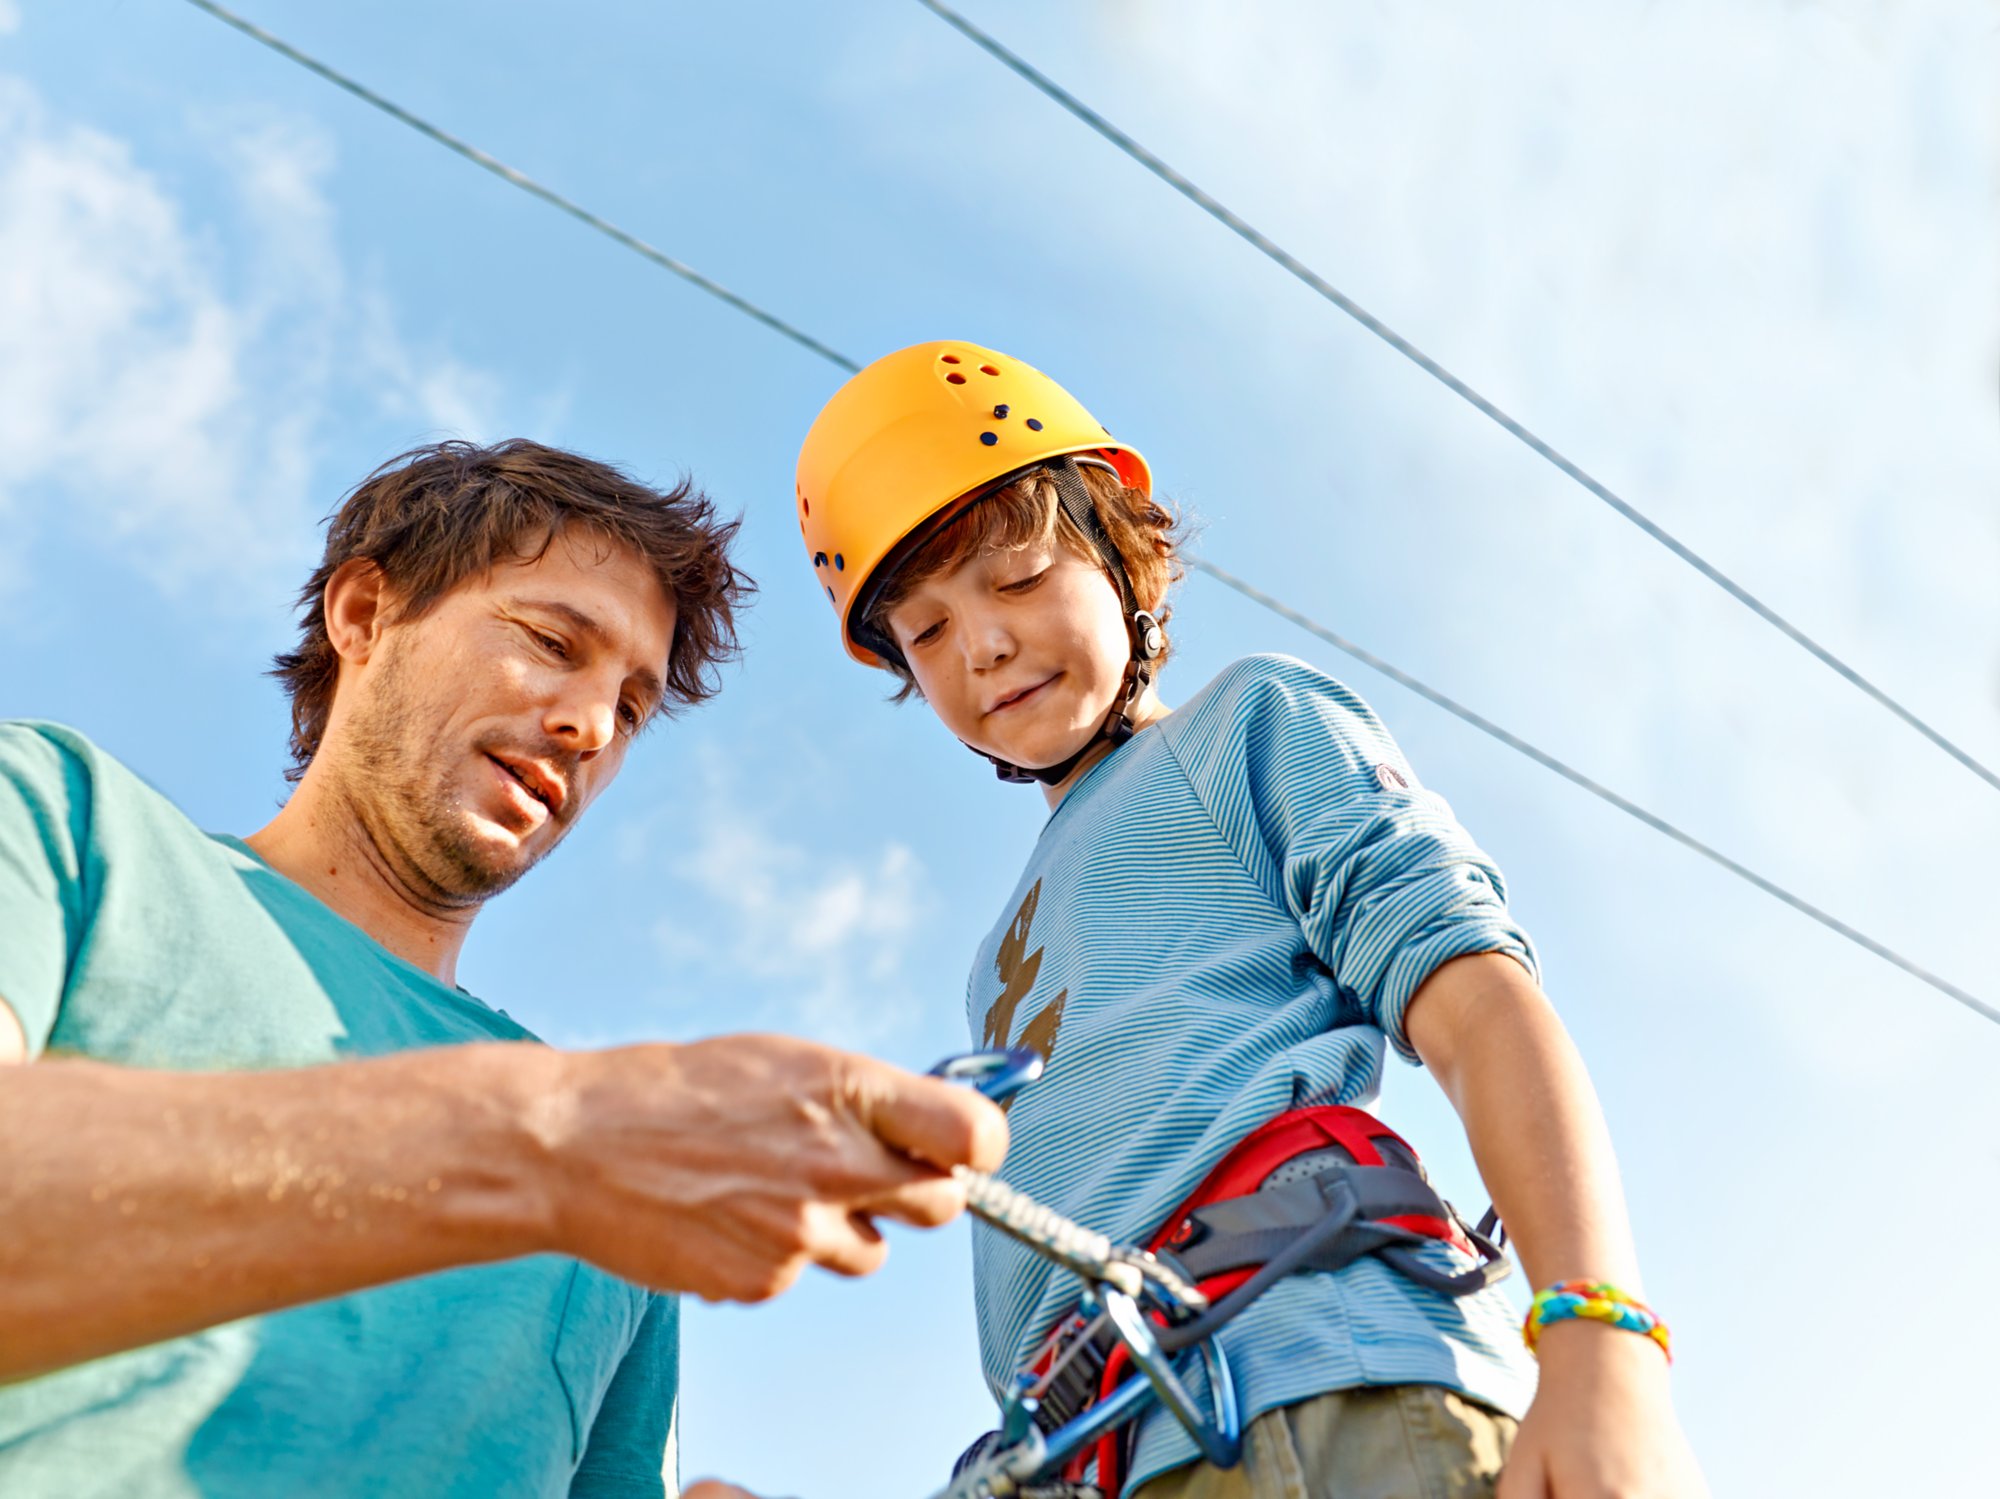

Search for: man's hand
xmin=533 ymin=1034 xmax=1009 ymax=1302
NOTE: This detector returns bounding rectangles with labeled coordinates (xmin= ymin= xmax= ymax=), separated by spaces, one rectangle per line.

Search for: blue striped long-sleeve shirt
xmin=965 ymin=654 xmax=1541 ymax=1490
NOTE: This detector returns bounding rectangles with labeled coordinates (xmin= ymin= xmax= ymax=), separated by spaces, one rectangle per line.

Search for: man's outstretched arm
xmin=0 ymin=1017 xmax=1006 ymax=1382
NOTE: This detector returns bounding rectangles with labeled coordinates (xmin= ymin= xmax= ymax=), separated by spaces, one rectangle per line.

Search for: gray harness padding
xmin=1169 ymin=1165 xmax=1455 ymax=1280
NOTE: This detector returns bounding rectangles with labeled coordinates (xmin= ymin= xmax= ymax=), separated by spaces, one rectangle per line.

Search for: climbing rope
xmin=955 ymin=1166 xmax=1209 ymax=1312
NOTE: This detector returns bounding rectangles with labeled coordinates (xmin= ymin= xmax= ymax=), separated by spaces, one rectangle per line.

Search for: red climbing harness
xmin=1032 ymin=1107 xmax=1502 ymax=1497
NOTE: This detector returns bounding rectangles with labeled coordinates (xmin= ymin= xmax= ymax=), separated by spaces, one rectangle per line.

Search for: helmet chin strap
xmin=983 ymin=457 xmax=1165 ymax=788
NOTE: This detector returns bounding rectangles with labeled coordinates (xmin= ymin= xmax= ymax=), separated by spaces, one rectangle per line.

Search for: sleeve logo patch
xmin=1374 ymin=762 xmax=1411 ymax=791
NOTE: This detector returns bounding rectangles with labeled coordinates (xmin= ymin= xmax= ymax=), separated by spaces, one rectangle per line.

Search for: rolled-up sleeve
xmin=1279 ymin=794 xmax=1535 ymax=1062
xmin=1183 ymin=658 xmax=1538 ymax=1064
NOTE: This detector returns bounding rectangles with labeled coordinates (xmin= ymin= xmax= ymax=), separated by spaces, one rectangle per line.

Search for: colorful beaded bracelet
xmin=1523 ymin=1280 xmax=1672 ymax=1363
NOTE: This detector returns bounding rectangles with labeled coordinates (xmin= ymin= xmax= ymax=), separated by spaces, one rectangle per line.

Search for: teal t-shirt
xmin=0 ymin=722 xmax=679 ymax=1498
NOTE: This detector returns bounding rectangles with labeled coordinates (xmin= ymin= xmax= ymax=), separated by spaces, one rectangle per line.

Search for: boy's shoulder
xmin=1156 ymin=655 xmax=1423 ymax=817
xmin=1182 ymin=650 xmax=1366 ymax=706
xmin=1169 ymin=654 xmax=1393 ymax=753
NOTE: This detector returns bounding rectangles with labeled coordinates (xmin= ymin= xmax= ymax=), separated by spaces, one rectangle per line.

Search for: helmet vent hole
xmin=946 ymin=372 xmax=967 ymax=385
xmin=979 ymin=364 xmax=1000 ymax=376
xmin=834 ymin=554 xmax=845 ymax=571
xmin=979 ymin=432 xmax=999 ymax=446
xmin=1026 ymin=418 xmax=1044 ymax=431
xmin=940 ymin=354 xmax=962 ymax=365
xmin=801 ymin=497 xmax=811 ymax=516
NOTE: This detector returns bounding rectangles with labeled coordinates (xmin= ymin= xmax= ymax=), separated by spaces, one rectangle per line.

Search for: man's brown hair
xmin=273 ymin=438 xmax=752 ymax=780
xmin=862 ymin=461 xmax=1186 ymax=702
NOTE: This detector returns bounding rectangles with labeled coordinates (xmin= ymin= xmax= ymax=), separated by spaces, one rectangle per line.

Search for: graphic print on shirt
xmin=981 ymin=878 xmax=1067 ymax=1065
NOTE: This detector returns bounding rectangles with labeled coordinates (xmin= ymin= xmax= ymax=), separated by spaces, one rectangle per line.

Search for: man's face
xmin=327 ymin=529 xmax=677 ymax=904
xmin=884 ymin=537 xmax=1129 ymax=770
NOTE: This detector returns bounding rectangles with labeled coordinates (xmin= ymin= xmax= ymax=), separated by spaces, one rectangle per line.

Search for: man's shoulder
xmin=0 ymin=719 xmax=171 ymax=792
xmin=0 ymin=719 xmax=100 ymax=778
xmin=0 ymin=720 xmax=110 ymax=829
xmin=0 ymin=719 xmax=198 ymax=835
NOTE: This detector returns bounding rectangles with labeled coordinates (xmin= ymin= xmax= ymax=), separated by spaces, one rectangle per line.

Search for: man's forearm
xmin=0 ymin=1045 xmax=558 ymax=1380
xmin=0 ymin=1029 xmax=1005 ymax=1381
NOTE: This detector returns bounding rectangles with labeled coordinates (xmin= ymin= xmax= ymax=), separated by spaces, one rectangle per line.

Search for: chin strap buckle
xmin=1132 ymin=610 xmax=1164 ymax=663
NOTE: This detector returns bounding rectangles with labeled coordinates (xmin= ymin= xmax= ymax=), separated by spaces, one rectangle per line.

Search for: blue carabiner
xmin=988 ymin=1297 xmax=1243 ymax=1485
xmin=927 ymin=1047 xmax=1045 ymax=1104
xmin=1101 ymin=1287 xmax=1242 ymax=1469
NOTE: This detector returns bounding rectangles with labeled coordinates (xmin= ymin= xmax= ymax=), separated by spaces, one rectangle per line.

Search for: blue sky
xmin=4 ymin=1 xmax=1997 ymax=1493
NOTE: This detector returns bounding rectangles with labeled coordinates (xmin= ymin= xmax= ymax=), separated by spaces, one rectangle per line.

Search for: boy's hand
xmin=534 ymin=1034 xmax=1009 ymax=1303
xmin=1498 ymin=1322 xmax=1709 ymax=1498
xmin=683 ymin=1484 xmax=784 ymax=1499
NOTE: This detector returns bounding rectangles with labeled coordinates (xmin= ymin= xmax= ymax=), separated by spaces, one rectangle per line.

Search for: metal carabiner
xmin=928 ymin=1047 xmax=1046 ymax=1104
xmin=1099 ymin=1289 xmax=1241 ymax=1469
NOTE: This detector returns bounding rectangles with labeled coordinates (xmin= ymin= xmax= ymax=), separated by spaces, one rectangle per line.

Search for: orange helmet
xmin=795 ymin=340 xmax=1150 ymax=666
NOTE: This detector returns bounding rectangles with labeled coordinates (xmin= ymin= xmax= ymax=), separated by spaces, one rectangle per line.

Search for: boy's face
xmin=883 ymin=538 xmax=1131 ymax=770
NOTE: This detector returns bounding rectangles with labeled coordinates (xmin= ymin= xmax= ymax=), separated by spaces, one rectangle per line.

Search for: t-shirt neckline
xmin=210 ymin=833 xmax=493 ymax=1008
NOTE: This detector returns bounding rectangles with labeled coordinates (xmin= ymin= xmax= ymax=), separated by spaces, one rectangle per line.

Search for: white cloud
xmin=0 ymin=78 xmax=496 ymax=608
xmin=0 ymin=3 xmax=19 ymax=38
xmin=638 ymin=763 xmax=934 ymax=1047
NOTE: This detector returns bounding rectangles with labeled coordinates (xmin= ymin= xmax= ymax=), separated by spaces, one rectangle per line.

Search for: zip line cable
xmin=914 ymin=0 xmax=2000 ymax=800
xmin=181 ymin=0 xmax=1995 ymax=1026
xmin=177 ymin=0 xmax=861 ymax=375
xmin=1188 ymin=557 xmax=1996 ymax=1026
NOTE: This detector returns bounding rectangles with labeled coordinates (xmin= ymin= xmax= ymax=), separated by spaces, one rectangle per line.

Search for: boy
xmin=794 ymin=344 xmax=1705 ymax=1498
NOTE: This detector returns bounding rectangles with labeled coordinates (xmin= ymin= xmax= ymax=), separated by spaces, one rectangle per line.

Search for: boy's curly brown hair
xmin=272 ymin=438 xmax=752 ymax=780
xmin=861 ymin=461 xmax=1187 ymax=702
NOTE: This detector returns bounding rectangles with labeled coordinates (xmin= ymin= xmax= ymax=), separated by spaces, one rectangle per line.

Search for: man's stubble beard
xmin=334 ymin=639 xmax=554 ymax=910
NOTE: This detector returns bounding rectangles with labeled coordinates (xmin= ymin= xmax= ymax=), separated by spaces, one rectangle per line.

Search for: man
xmin=0 ymin=439 xmax=1006 ymax=1498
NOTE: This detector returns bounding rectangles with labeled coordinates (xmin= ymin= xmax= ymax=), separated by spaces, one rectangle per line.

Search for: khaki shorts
xmin=1127 ymin=1385 xmax=1517 ymax=1499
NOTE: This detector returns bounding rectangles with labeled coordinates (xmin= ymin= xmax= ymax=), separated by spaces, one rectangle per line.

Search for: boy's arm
xmin=1406 ymin=952 xmax=1708 ymax=1499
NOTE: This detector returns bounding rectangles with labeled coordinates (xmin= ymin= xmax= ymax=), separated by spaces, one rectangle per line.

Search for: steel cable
xmin=180 ymin=0 xmax=861 ymax=374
